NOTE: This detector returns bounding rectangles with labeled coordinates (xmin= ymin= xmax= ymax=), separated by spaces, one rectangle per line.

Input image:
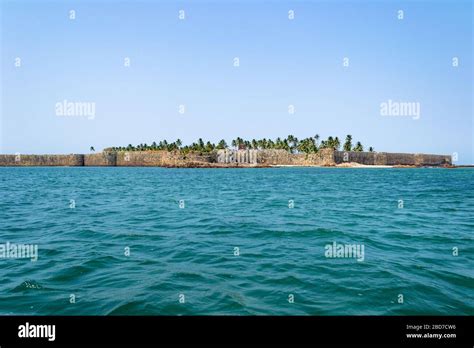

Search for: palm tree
xmin=195 ymin=138 xmax=203 ymax=151
xmin=217 ymin=139 xmax=227 ymax=149
xmin=205 ymin=141 xmax=214 ymax=152
xmin=314 ymin=134 xmax=320 ymax=146
xmin=275 ymin=137 xmax=282 ymax=149
xmin=353 ymin=141 xmax=364 ymax=152
xmin=251 ymin=139 xmax=258 ymax=149
xmin=237 ymin=137 xmax=244 ymax=149
xmin=325 ymin=136 xmax=338 ymax=149
xmin=286 ymin=135 xmax=299 ymax=153
xmin=233 ymin=138 xmax=244 ymax=149
xmin=292 ymin=136 xmax=299 ymax=152
xmin=343 ymin=135 xmax=352 ymax=152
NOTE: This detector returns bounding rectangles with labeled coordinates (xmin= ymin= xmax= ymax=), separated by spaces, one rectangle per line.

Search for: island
xmin=0 ymin=135 xmax=453 ymax=167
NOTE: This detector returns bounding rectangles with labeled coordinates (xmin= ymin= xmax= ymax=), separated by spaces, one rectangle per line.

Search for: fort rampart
xmin=0 ymin=149 xmax=452 ymax=167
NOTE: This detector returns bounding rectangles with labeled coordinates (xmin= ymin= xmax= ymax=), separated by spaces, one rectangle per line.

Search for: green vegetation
xmin=343 ymin=135 xmax=352 ymax=152
xmin=353 ymin=141 xmax=364 ymax=152
xmin=109 ymin=135 xmax=371 ymax=154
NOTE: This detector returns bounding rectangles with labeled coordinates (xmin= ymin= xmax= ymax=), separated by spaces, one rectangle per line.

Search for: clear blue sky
xmin=1 ymin=0 xmax=472 ymax=163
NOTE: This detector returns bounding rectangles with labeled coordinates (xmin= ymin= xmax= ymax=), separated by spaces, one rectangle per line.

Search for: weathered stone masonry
xmin=0 ymin=149 xmax=452 ymax=166
xmin=333 ymin=151 xmax=452 ymax=166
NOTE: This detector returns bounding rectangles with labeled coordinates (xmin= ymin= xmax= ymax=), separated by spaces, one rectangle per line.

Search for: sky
xmin=1 ymin=0 xmax=472 ymax=163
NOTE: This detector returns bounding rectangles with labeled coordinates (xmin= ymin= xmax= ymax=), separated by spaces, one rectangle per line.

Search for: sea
xmin=0 ymin=167 xmax=472 ymax=315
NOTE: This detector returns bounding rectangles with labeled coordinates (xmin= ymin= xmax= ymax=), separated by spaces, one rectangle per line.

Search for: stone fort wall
xmin=0 ymin=149 xmax=451 ymax=166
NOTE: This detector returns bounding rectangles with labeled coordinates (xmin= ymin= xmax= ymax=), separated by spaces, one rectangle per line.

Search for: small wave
xmin=12 ymin=280 xmax=44 ymax=292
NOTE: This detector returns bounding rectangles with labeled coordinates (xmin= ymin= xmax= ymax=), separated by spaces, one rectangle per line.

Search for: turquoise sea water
xmin=0 ymin=167 xmax=472 ymax=315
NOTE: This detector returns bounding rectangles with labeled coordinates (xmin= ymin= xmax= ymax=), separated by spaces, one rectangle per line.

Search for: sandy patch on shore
xmin=270 ymin=164 xmax=311 ymax=167
xmin=270 ymin=163 xmax=394 ymax=168
xmin=335 ymin=162 xmax=393 ymax=168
